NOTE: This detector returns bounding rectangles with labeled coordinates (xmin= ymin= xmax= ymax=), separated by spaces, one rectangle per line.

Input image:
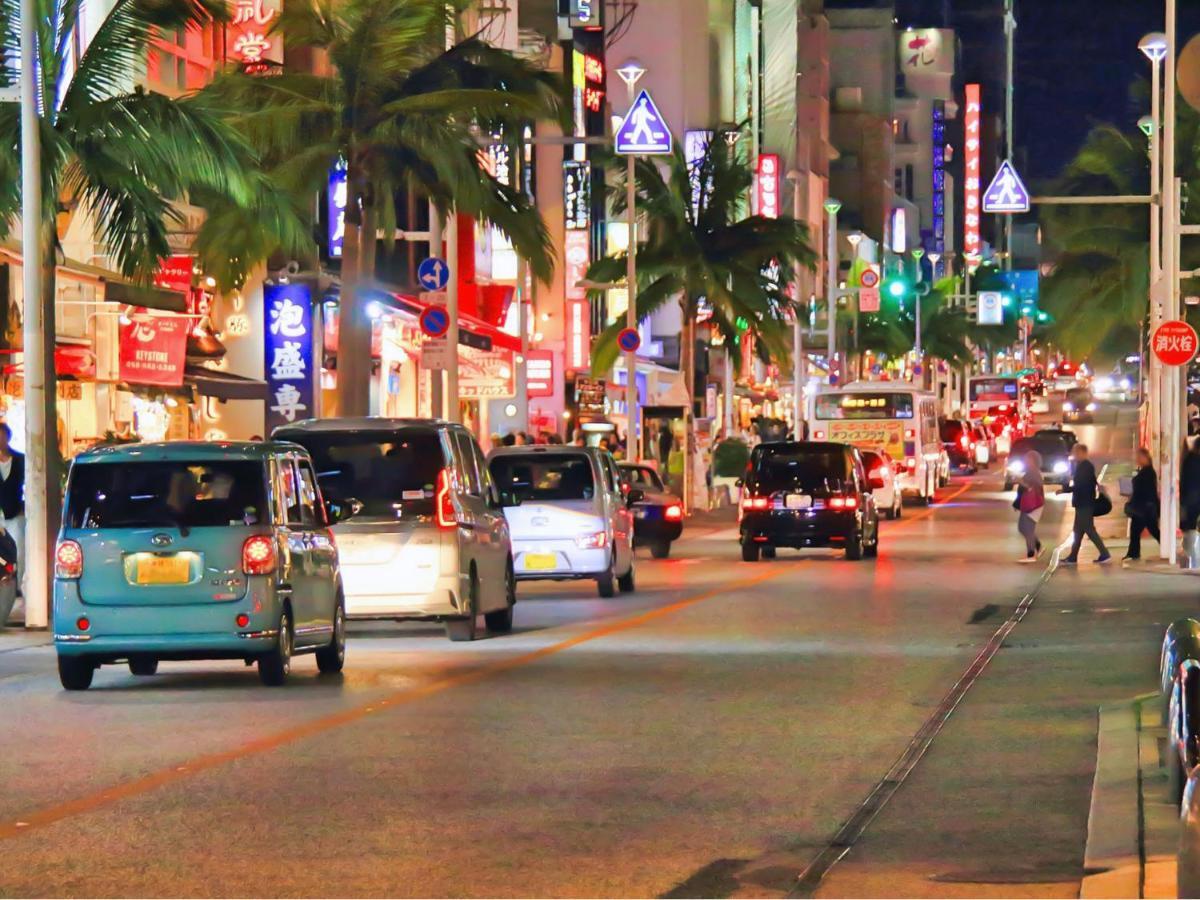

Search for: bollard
xmin=1185 ymin=530 xmax=1200 ymax=570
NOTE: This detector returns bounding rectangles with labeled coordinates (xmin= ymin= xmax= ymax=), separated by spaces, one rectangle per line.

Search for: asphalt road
xmin=0 ymin=401 xmax=1173 ymax=898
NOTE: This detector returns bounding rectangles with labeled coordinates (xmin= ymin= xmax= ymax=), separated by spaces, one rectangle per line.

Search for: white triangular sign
xmin=982 ymin=160 xmax=1030 ymax=213
xmin=615 ymin=89 xmax=673 ymax=155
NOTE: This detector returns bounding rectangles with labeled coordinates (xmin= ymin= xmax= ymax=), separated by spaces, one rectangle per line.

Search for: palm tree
xmin=199 ymin=0 xmax=565 ymax=416
xmin=584 ymin=133 xmax=816 ymax=505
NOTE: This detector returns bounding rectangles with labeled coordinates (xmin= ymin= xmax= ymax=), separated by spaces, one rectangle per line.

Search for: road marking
xmin=0 ymin=483 xmax=968 ymax=841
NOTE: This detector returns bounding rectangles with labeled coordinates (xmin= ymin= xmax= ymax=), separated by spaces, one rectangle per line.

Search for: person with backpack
xmin=1015 ymin=450 xmax=1046 ymax=562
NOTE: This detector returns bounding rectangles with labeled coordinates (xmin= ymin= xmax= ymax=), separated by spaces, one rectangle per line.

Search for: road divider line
xmin=0 ymin=483 xmax=969 ymax=842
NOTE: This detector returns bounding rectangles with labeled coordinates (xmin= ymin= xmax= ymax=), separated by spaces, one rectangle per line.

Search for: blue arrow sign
xmin=615 ymin=90 xmax=672 ymax=155
xmin=418 ymin=257 xmax=450 ymax=291
xmin=982 ymin=160 xmax=1030 ymax=213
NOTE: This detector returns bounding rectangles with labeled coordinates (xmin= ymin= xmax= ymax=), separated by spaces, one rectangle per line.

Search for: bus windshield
xmin=969 ymin=378 xmax=1018 ymax=402
xmin=815 ymin=392 xmax=914 ymax=420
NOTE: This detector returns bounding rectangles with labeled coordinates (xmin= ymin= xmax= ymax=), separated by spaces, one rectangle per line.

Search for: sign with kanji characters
xmin=264 ymin=282 xmax=314 ymax=429
xmin=858 ymin=286 xmax=880 ymax=314
xmin=227 ymin=0 xmax=282 ymax=68
xmin=327 ymin=160 xmax=347 ymax=258
xmin=964 ymin=84 xmax=982 ymax=259
xmin=756 ymin=154 xmax=780 ymax=218
xmin=119 ymin=310 xmax=188 ymax=387
xmin=526 ymin=350 xmax=555 ymax=398
xmin=982 ymin=160 xmax=1031 ymax=214
xmin=1153 ymin=320 xmax=1199 ymax=367
xmin=615 ymin=90 xmax=672 ymax=155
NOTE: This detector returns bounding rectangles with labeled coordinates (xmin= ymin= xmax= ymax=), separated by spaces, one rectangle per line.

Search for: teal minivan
xmin=54 ymin=441 xmax=347 ymax=690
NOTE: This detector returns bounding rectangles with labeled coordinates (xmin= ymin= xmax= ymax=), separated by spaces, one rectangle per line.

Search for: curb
xmin=1082 ymin=703 xmax=1142 ymax=899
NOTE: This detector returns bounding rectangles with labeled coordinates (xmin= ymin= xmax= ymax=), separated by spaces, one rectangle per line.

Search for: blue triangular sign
xmin=615 ymin=89 xmax=673 ymax=155
xmin=982 ymin=160 xmax=1030 ymax=213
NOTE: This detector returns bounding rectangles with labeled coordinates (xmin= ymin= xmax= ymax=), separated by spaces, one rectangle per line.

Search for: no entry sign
xmin=617 ymin=327 xmax=641 ymax=353
xmin=1153 ymin=319 xmax=1199 ymax=367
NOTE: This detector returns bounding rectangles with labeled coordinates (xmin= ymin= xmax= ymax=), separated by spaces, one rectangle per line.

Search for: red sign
xmin=859 ymin=267 xmax=879 ymax=289
xmin=526 ymin=350 xmax=555 ymax=398
xmin=564 ymin=230 xmax=591 ymax=371
xmin=227 ymin=0 xmax=282 ymax=69
xmin=964 ymin=83 xmax=982 ymax=261
xmin=55 ymin=345 xmax=96 ymax=380
xmin=153 ymin=255 xmax=193 ymax=294
xmin=582 ymin=53 xmax=605 ymax=112
xmin=1153 ymin=320 xmax=1199 ymax=366
xmin=859 ymin=287 xmax=881 ymax=314
xmin=119 ymin=311 xmax=189 ymax=386
xmin=756 ymin=154 xmax=780 ymax=219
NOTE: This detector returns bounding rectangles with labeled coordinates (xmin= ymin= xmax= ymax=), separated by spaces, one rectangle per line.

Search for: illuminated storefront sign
xmin=569 ymin=0 xmax=600 ymax=29
xmin=459 ymin=347 xmax=515 ymax=399
xmin=685 ymin=130 xmax=713 ymax=214
xmin=756 ymin=153 xmax=780 ymax=219
xmin=964 ymin=83 xmax=982 ymax=260
xmin=891 ymin=207 xmax=907 ymax=254
xmin=563 ymin=161 xmax=591 ymax=230
xmin=564 ymin=230 xmax=592 ymax=371
xmin=228 ymin=0 xmax=282 ymax=68
xmin=328 ymin=160 xmax=347 ymax=258
xmin=526 ymin=350 xmax=555 ymax=398
xmin=264 ymin=282 xmax=314 ymax=429
xmin=931 ymin=100 xmax=945 ymax=258
xmin=582 ymin=52 xmax=604 ymax=113
xmin=898 ymin=29 xmax=953 ymax=75
xmin=119 ymin=311 xmax=188 ymax=387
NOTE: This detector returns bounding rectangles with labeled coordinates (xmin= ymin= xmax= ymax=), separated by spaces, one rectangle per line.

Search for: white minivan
xmin=488 ymin=446 xmax=636 ymax=598
xmin=274 ymin=418 xmax=515 ymax=642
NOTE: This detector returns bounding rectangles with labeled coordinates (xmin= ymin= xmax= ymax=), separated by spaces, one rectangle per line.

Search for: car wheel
xmin=258 ymin=608 xmax=293 ymax=686
xmin=846 ymin=530 xmax=865 ymax=560
xmin=58 ymin=655 xmax=94 ymax=691
xmin=865 ymin=522 xmax=879 ymax=558
xmin=484 ymin=561 xmax=515 ymax=633
xmin=446 ymin=572 xmax=480 ymax=641
xmin=617 ymin=561 xmax=636 ymax=593
xmin=762 ymin=545 xmax=777 ymax=560
xmin=741 ymin=542 xmax=760 ymax=562
xmin=315 ymin=601 xmax=346 ymax=674
xmin=651 ymin=540 xmax=671 ymax=559
xmin=597 ymin=568 xmax=616 ymax=598
xmin=128 ymin=657 xmax=158 ymax=676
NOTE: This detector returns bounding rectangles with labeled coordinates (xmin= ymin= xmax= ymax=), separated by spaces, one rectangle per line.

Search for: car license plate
xmin=135 ymin=554 xmax=190 ymax=585
xmin=523 ymin=553 xmax=557 ymax=571
xmin=785 ymin=494 xmax=812 ymax=510
xmin=634 ymin=508 xmax=647 ymax=519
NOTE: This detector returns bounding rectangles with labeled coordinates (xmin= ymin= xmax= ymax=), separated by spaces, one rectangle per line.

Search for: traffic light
xmin=884 ymin=276 xmax=912 ymax=300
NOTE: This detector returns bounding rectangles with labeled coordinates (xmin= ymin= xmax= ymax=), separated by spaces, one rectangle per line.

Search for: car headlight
xmin=1007 ymin=461 xmax=1025 ymax=474
xmin=1120 ymin=378 xmax=1132 ymax=390
xmin=1063 ymin=402 xmax=1074 ymax=411
xmin=1086 ymin=402 xmax=1097 ymax=411
xmin=1097 ymin=376 xmax=1113 ymax=391
xmin=1053 ymin=460 xmax=1070 ymax=474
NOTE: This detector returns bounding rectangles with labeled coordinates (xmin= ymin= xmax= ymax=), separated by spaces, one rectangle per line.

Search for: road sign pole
xmin=446 ymin=212 xmax=460 ymax=423
xmin=626 ymin=152 xmax=638 ymax=464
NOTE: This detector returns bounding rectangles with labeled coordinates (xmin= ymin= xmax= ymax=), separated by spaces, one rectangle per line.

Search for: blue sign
xmin=419 ymin=306 xmax=450 ymax=338
xmin=265 ymin=282 xmax=314 ymax=431
xmin=982 ymin=160 xmax=1031 ymax=213
xmin=930 ymin=100 xmax=945 ymax=257
xmin=417 ymin=257 xmax=450 ymax=291
xmin=617 ymin=327 xmax=642 ymax=353
xmin=615 ymin=90 xmax=672 ymax=155
xmin=327 ymin=160 xmax=347 ymax=258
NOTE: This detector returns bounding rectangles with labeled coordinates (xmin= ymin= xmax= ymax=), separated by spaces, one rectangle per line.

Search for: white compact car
xmin=488 ymin=446 xmax=636 ymax=598
xmin=861 ymin=448 xmax=902 ymax=519
xmin=275 ymin=418 xmax=515 ymax=642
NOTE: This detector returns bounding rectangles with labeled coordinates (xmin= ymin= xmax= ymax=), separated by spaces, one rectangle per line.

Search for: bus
xmin=810 ymin=382 xmax=941 ymax=503
xmin=967 ymin=374 xmax=1021 ymax=421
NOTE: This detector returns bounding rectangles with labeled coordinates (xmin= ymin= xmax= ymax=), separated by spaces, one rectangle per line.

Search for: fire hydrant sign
xmin=118 ymin=310 xmax=188 ymax=387
xmin=1153 ymin=319 xmax=1199 ymax=367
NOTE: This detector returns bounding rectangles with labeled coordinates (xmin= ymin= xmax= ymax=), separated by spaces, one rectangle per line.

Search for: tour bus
xmin=810 ymin=382 xmax=941 ymax=504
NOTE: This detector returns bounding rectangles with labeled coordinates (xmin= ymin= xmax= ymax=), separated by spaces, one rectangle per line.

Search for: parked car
xmin=1003 ymin=434 xmax=1074 ymax=491
xmin=275 ymin=418 xmax=514 ymax=642
xmin=53 ymin=441 xmax=347 ymax=690
xmin=939 ymin=419 xmax=978 ymax=474
xmin=1063 ymin=386 xmax=1097 ymax=424
xmin=738 ymin=441 xmax=881 ymax=561
xmin=489 ymin=446 xmax=636 ymax=597
xmin=618 ymin=462 xmax=683 ymax=558
xmin=861 ymin=449 xmax=902 ymax=519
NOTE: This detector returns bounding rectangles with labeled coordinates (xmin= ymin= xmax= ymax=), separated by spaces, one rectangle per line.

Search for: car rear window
xmin=752 ymin=447 xmax=851 ymax=493
xmin=622 ymin=466 xmax=664 ymax=492
xmin=278 ymin=429 xmax=447 ymax=521
xmin=65 ymin=461 xmax=267 ymax=529
xmin=490 ymin=454 xmax=595 ymax=502
xmin=939 ymin=421 xmax=967 ymax=441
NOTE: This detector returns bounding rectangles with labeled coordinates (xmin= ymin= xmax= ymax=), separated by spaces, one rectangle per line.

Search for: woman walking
xmin=1016 ymin=450 xmax=1046 ymax=562
xmin=1124 ymin=447 xmax=1161 ymax=561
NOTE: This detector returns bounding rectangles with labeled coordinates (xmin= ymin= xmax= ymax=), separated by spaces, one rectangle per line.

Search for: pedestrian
xmin=502 ymin=432 xmax=516 ymax=447
xmin=488 ymin=433 xmax=503 ymax=451
xmin=1015 ymin=450 xmax=1045 ymax=563
xmin=1062 ymin=443 xmax=1111 ymax=565
xmin=0 ymin=423 xmax=25 ymax=594
xmin=1124 ymin=447 xmax=1161 ymax=562
xmin=1181 ymin=439 xmax=1200 ymax=532
xmin=658 ymin=424 xmax=673 ymax=464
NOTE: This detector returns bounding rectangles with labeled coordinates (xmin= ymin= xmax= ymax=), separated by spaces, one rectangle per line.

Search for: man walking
xmin=1063 ymin=443 xmax=1111 ymax=565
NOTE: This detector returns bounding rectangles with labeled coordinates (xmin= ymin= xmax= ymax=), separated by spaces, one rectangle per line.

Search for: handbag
xmin=1094 ymin=489 xmax=1113 ymax=517
xmin=1012 ymin=485 xmax=1024 ymax=511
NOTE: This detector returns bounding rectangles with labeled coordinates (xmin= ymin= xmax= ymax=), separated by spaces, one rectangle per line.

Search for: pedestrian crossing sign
xmin=982 ymin=160 xmax=1030 ymax=214
xmin=615 ymin=89 xmax=673 ymax=155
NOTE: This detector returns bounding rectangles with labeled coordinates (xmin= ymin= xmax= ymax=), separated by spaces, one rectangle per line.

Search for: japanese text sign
xmin=963 ymin=84 xmax=982 ymax=260
xmin=264 ymin=282 xmax=315 ymax=429
xmin=1153 ymin=320 xmax=1198 ymax=367
xmin=119 ymin=311 xmax=188 ymax=387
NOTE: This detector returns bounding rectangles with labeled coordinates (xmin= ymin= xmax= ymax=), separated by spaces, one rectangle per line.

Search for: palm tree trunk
xmin=336 ymin=169 xmax=371 ymax=418
xmin=681 ymin=298 xmax=695 ymax=514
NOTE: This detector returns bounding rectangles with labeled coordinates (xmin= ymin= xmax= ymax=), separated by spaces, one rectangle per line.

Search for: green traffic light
xmin=887 ymin=280 xmax=908 ymax=299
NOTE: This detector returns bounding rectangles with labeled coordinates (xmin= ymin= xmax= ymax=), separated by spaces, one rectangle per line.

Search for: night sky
xmin=892 ymin=0 xmax=1200 ymax=183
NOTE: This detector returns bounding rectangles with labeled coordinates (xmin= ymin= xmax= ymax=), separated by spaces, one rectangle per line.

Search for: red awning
xmin=377 ymin=291 xmax=520 ymax=354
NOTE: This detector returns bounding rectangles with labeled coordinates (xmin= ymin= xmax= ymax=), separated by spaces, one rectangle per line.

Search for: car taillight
xmin=741 ymin=495 xmax=770 ymax=511
xmin=55 ymin=540 xmax=83 ymax=579
xmin=905 ymin=429 xmax=915 ymax=439
xmin=241 ymin=535 xmax=276 ymax=575
xmin=905 ymin=457 xmax=916 ymax=469
xmin=814 ymin=430 xmax=826 ymax=439
xmin=960 ymin=435 xmax=969 ymax=449
xmin=575 ymin=531 xmax=608 ymax=549
xmin=664 ymin=504 xmax=683 ymax=521
xmin=436 ymin=468 xmax=456 ymax=530
xmin=829 ymin=496 xmax=858 ymax=510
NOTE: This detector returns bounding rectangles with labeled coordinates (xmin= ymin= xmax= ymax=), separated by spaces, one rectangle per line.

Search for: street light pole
xmin=788 ymin=170 xmax=807 ymax=436
xmin=824 ymin=199 xmax=841 ymax=382
xmin=1141 ymin=32 xmax=1167 ymax=532
xmin=913 ymin=248 xmax=925 ymax=365
xmin=1162 ymin=1 xmax=1180 ymax=564
xmin=617 ymin=62 xmax=645 ymax=464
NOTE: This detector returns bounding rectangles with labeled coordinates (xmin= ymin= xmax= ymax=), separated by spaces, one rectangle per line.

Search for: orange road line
xmin=0 ymin=480 xmax=970 ymax=841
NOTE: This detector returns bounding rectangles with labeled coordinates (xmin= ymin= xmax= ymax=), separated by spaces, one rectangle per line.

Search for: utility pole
xmin=824 ymin=199 xmax=841 ymax=381
xmin=788 ymin=170 xmax=807 ymax=437
xmin=616 ymin=62 xmax=646 ymax=464
xmin=1162 ymin=0 xmax=1179 ymax=565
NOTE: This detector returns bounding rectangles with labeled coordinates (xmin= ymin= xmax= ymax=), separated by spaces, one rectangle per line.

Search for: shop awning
xmin=361 ymin=287 xmax=522 ymax=354
xmin=184 ymin=364 xmax=268 ymax=401
xmin=104 ymin=281 xmax=188 ymax=313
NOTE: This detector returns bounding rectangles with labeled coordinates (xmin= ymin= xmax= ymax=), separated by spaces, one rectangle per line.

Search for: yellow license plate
xmin=524 ymin=553 xmax=557 ymax=571
xmin=135 ymin=555 xmax=191 ymax=585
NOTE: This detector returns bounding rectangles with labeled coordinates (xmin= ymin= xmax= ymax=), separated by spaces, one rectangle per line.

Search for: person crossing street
xmin=1062 ymin=443 xmax=1111 ymax=566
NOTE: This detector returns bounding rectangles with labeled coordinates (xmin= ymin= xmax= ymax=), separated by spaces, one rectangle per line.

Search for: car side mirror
xmin=626 ymin=488 xmax=645 ymax=505
xmin=734 ymin=478 xmax=744 ymax=488
xmin=324 ymin=497 xmax=361 ymax=524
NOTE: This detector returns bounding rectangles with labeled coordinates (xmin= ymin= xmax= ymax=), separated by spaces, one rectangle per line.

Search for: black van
xmin=738 ymin=441 xmax=881 ymax=561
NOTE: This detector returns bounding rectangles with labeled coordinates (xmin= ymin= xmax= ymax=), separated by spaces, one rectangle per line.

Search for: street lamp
xmin=787 ymin=170 xmax=807 ymax=436
xmin=823 ymin=198 xmax=841 ymax=381
xmin=617 ymin=59 xmax=645 ymax=462
xmin=912 ymin=248 xmax=925 ymax=364
xmin=720 ymin=127 xmax=743 ymax=439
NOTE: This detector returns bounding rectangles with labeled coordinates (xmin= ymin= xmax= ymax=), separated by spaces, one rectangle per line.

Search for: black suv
xmin=738 ymin=441 xmax=881 ymax=561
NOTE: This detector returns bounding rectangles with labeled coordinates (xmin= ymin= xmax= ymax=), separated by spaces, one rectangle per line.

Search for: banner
xmin=264 ymin=282 xmax=315 ymax=429
xmin=119 ymin=310 xmax=188 ymax=387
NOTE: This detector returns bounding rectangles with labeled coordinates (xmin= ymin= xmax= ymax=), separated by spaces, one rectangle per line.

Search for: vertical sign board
xmin=756 ymin=154 xmax=780 ymax=219
xmin=685 ymin=130 xmax=713 ymax=214
xmin=526 ymin=350 xmax=555 ymax=398
xmin=964 ymin=84 xmax=982 ymax=260
xmin=228 ymin=0 xmax=282 ymax=69
xmin=264 ymin=282 xmax=315 ymax=431
xmin=931 ymin=100 xmax=945 ymax=256
xmin=119 ymin=312 xmax=189 ymax=387
xmin=563 ymin=161 xmax=591 ymax=230
xmin=327 ymin=160 xmax=347 ymax=258
xmin=564 ymin=230 xmax=591 ymax=371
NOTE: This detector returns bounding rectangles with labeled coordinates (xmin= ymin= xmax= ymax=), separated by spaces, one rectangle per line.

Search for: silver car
xmin=274 ymin=418 xmax=515 ymax=642
xmin=488 ymin=446 xmax=636 ymax=598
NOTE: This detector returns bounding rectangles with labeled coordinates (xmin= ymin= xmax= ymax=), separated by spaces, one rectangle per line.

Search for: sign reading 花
xmin=963 ymin=84 xmax=982 ymax=260
xmin=1153 ymin=320 xmax=1199 ymax=367
xmin=264 ymin=283 xmax=314 ymax=430
xmin=228 ymin=0 xmax=282 ymax=69
xmin=563 ymin=161 xmax=591 ymax=231
xmin=898 ymin=29 xmax=953 ymax=75
xmin=756 ymin=154 xmax=780 ymax=219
